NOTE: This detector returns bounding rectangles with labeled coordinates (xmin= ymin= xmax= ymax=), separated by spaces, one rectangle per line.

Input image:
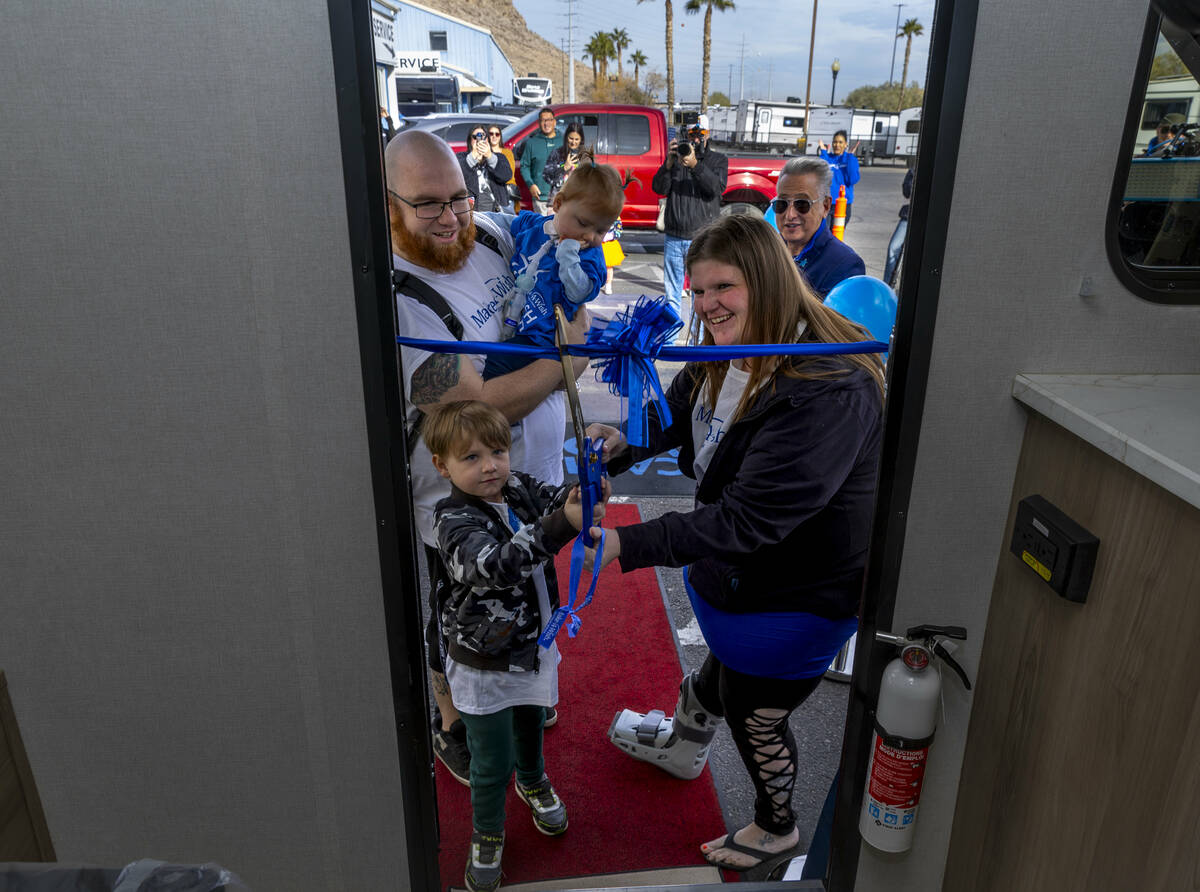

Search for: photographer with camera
xmin=652 ymin=117 xmax=728 ymax=340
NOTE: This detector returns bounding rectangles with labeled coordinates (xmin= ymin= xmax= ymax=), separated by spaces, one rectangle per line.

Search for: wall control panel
xmin=1009 ymin=495 xmax=1100 ymax=603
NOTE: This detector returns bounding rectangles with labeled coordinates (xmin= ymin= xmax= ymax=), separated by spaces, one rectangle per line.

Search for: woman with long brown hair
xmin=586 ymin=213 xmax=884 ymax=876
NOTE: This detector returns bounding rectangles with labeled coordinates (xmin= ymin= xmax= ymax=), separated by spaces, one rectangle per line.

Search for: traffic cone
xmin=832 ymin=185 xmax=847 ymax=241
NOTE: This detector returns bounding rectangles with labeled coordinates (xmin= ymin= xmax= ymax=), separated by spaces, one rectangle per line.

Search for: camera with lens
xmin=674 ymin=141 xmax=692 ymax=158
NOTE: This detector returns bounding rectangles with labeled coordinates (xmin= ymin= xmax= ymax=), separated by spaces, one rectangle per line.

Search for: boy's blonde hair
xmin=554 ymin=152 xmax=625 ymax=222
xmin=422 ymin=400 xmax=511 ymax=458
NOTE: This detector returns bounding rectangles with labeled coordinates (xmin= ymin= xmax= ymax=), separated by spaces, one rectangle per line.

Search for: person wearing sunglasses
xmin=458 ymin=123 xmax=513 ymax=213
xmin=771 ymin=156 xmax=864 ymax=298
xmin=486 ymin=126 xmax=519 ymax=212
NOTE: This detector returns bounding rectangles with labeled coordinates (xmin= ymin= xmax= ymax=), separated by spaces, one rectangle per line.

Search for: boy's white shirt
xmin=444 ymin=499 xmax=561 ymax=715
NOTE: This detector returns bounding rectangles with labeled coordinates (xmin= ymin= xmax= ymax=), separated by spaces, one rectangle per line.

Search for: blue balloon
xmin=823 ymin=275 xmax=897 ymax=360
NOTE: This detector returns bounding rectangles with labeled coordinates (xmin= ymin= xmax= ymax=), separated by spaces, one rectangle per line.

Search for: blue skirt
xmin=683 ymin=566 xmax=857 ymax=680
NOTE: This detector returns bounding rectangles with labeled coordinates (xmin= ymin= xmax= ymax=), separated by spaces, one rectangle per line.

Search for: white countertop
xmin=1012 ymin=374 xmax=1200 ymax=512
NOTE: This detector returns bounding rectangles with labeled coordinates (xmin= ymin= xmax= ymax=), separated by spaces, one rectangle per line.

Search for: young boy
xmin=425 ymin=400 xmax=607 ymax=892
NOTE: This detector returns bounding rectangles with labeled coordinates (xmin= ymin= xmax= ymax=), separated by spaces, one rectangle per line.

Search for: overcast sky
xmin=512 ymin=0 xmax=936 ymax=105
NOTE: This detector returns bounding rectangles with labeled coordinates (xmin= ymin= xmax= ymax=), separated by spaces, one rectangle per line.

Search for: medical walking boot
xmin=607 ymin=671 xmax=723 ymax=779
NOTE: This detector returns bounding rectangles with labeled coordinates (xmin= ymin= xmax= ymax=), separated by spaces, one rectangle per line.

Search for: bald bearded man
xmin=387 ymin=131 xmax=589 ymax=787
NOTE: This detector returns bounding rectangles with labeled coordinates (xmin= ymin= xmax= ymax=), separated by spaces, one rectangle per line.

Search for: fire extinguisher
xmin=860 ymin=624 xmax=971 ymax=853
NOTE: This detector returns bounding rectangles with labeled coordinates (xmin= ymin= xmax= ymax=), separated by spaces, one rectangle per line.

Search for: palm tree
xmin=610 ymin=28 xmax=630 ymax=79
xmin=589 ymin=30 xmax=616 ymax=80
xmin=896 ymin=17 xmax=924 ymax=111
xmin=629 ymin=49 xmax=648 ymax=88
xmin=583 ymin=36 xmax=602 ymax=85
xmin=684 ymin=0 xmax=735 ymax=110
xmin=637 ymin=0 xmax=675 ymax=112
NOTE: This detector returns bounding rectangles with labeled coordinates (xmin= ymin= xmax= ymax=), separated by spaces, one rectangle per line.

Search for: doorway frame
xmin=324 ymin=0 xmax=980 ymax=887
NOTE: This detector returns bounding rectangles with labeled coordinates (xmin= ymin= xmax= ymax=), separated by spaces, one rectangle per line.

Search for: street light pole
xmin=830 ymin=58 xmax=840 ymax=106
xmin=888 ymin=3 xmax=904 ymax=85
xmin=802 ymin=0 xmax=818 ymax=152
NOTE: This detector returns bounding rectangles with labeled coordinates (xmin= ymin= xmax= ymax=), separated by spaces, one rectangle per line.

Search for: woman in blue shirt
xmin=818 ymin=129 xmax=861 ymax=226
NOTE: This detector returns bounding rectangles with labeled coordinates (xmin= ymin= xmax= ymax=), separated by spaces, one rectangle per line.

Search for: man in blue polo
xmin=773 ymin=156 xmax=864 ymax=297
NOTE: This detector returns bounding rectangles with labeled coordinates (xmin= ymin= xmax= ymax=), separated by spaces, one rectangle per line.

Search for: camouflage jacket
xmin=434 ymin=472 xmax=575 ymax=672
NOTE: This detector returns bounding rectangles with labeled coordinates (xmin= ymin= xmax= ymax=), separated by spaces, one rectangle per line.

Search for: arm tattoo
xmin=411 ymin=354 xmax=461 ymax=405
xmin=431 ymin=672 xmax=451 ymax=696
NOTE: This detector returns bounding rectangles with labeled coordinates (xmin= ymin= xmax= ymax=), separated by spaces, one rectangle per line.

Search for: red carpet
xmin=435 ymin=503 xmax=726 ymax=889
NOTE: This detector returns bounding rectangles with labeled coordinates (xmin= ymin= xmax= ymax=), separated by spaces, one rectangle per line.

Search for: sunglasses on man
xmin=771 ymin=197 xmax=819 ymax=215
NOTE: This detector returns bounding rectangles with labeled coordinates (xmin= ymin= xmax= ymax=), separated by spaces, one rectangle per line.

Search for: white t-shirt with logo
xmin=394 ymin=213 xmax=565 ymax=545
xmin=689 ymin=323 xmax=807 ymax=485
xmin=691 ymin=363 xmax=751 ymax=485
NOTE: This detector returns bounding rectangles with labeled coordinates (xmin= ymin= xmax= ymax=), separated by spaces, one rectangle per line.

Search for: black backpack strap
xmin=471 ymin=212 xmax=507 ymax=259
xmin=392 ymin=268 xmax=464 ymax=340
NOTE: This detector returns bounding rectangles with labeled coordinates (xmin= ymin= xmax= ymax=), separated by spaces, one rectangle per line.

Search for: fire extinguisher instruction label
xmin=867 ymin=735 xmax=927 ymax=806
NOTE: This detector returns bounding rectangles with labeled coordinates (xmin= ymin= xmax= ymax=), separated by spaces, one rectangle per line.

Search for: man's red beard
xmin=390 ymin=208 xmax=475 ymax=274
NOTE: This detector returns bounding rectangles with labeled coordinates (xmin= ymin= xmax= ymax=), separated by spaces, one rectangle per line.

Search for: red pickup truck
xmin=499 ymin=103 xmax=787 ymax=229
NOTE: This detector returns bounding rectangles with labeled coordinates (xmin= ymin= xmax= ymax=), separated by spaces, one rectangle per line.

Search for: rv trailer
xmin=513 ymin=73 xmax=552 ymax=107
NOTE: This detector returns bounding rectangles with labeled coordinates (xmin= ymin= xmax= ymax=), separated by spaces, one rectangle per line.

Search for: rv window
xmin=429 ymin=31 xmax=447 ymax=51
xmin=875 ymin=121 xmax=884 ymax=133
xmin=611 ymin=114 xmax=651 ymax=154
xmin=1109 ymin=11 xmax=1200 ymax=302
xmin=905 ymin=119 xmax=920 ymax=134
xmin=1141 ymin=99 xmax=1191 ymax=129
xmin=783 ymin=117 xmax=804 ymax=128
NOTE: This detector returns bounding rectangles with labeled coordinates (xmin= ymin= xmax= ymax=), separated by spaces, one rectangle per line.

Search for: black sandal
xmin=703 ymin=834 xmax=804 ymax=881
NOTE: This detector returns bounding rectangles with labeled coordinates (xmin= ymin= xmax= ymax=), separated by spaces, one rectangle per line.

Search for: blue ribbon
xmin=538 ymin=436 xmax=606 ymax=648
xmin=398 ymin=328 xmax=888 ymax=450
xmin=395 ymin=333 xmax=888 ymax=363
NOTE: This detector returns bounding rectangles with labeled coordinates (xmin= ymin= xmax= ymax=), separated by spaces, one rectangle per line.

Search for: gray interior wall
xmin=0 ymin=4 xmax=407 ymax=889
xmin=855 ymin=0 xmax=1200 ymax=888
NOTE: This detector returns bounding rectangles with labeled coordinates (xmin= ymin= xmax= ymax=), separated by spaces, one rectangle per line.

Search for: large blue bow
xmin=590 ymin=295 xmax=681 ymax=447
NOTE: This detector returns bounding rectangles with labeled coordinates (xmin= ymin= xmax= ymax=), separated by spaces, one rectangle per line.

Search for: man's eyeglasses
xmin=771 ymin=197 xmax=818 ymax=216
xmin=388 ymin=190 xmax=472 ymax=219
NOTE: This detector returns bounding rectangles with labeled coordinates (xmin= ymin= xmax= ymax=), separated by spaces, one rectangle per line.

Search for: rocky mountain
xmin=423 ymin=0 xmax=594 ymax=101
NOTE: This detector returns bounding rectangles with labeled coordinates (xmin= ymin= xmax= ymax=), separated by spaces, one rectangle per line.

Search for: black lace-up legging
xmin=693 ymin=652 xmax=824 ymax=835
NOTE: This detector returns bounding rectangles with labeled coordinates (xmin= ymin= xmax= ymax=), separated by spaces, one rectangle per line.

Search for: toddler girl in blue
xmin=484 ymin=156 xmax=625 ymax=379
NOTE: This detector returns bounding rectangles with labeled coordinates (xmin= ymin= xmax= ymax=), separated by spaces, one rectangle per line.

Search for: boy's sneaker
xmin=433 ymin=719 xmax=470 ymax=786
xmin=464 ymin=829 xmax=504 ymax=892
xmin=516 ymin=776 xmax=568 ymax=836
xmin=544 ymin=706 xmax=558 ymax=728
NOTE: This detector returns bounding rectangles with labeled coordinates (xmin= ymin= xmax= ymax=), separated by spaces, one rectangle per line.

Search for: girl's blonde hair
xmin=554 ymin=151 xmax=625 ymax=221
xmin=422 ymin=400 xmax=511 ymax=458
xmin=686 ymin=214 xmax=886 ymax=423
